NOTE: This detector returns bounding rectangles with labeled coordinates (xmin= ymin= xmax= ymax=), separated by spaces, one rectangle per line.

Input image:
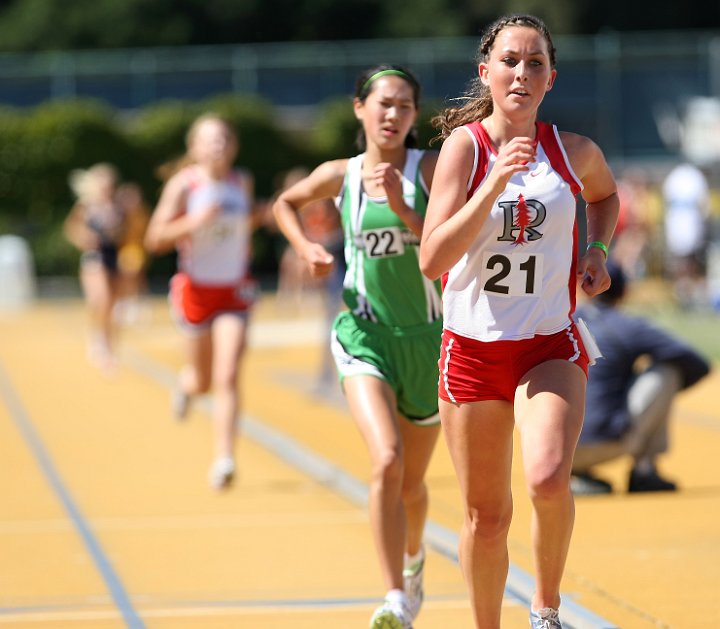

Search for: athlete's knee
xmin=371 ymin=445 xmax=404 ymax=488
xmin=465 ymin=501 xmax=513 ymax=544
xmin=526 ymin=462 xmax=571 ymax=501
xmin=213 ymin=369 xmax=239 ymax=393
xmin=195 ymin=380 xmax=212 ymax=394
xmin=401 ymin=478 xmax=427 ymax=506
xmin=192 ymin=371 xmax=212 ymax=394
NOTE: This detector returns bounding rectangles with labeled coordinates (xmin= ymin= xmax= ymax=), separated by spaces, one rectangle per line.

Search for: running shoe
xmin=403 ymin=546 xmax=425 ymax=620
xmin=369 ymin=597 xmax=413 ymax=629
xmin=208 ymin=456 xmax=235 ymax=490
xmin=171 ymin=386 xmax=190 ymax=420
xmin=87 ymin=336 xmax=116 ymax=375
xmin=529 ymin=607 xmax=562 ymax=629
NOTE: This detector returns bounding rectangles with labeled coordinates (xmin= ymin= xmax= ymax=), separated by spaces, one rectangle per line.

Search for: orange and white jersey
xmin=442 ymin=121 xmax=583 ymax=341
xmin=176 ymin=166 xmax=252 ymax=286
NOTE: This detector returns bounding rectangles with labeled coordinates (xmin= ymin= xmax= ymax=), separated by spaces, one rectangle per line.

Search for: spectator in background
xmin=662 ymin=161 xmax=711 ymax=308
xmin=144 ymin=113 xmax=258 ymax=491
xmin=572 ymin=261 xmax=711 ymax=494
xmin=612 ymin=167 xmax=657 ymax=280
xmin=64 ymin=162 xmax=130 ymax=374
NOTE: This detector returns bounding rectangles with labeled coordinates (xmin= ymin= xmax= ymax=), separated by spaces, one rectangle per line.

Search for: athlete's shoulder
xmin=557 ymin=131 xmax=608 ymax=181
xmin=285 ymin=158 xmax=349 ymax=203
xmin=556 ymin=130 xmax=601 ymax=161
xmin=439 ymin=124 xmax=477 ymax=160
xmin=313 ymin=158 xmax=352 ymax=181
xmin=163 ymin=165 xmax=197 ymax=197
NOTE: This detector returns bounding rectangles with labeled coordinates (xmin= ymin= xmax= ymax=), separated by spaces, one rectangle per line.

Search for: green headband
xmin=362 ymin=69 xmax=410 ymax=93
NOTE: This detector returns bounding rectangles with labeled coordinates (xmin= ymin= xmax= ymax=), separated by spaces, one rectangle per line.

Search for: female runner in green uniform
xmin=273 ymin=64 xmax=441 ymax=629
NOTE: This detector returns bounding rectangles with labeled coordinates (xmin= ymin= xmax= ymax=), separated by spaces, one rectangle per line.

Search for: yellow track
xmin=1 ymin=294 xmax=718 ymax=628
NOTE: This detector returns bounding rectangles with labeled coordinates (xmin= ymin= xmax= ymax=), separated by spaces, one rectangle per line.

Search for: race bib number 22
xmin=361 ymin=227 xmax=404 ymax=258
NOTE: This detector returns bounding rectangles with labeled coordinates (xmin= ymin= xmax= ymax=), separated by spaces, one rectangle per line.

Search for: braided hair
xmin=431 ymin=14 xmax=556 ymax=143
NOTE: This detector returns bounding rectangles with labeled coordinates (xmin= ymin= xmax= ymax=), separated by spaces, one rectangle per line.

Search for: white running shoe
xmin=208 ymin=456 xmax=235 ymax=490
xmin=403 ymin=546 xmax=425 ymax=620
xmin=171 ymin=386 xmax=190 ymax=420
xmin=87 ymin=336 xmax=116 ymax=375
xmin=369 ymin=596 xmax=413 ymax=629
xmin=529 ymin=607 xmax=562 ymax=629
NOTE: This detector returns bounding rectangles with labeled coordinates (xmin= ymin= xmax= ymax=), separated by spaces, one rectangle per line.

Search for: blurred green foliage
xmin=0 ymin=93 xmax=443 ymax=279
xmin=0 ymin=95 xmax=303 ymax=277
xmin=0 ymin=100 xmax=136 ymax=275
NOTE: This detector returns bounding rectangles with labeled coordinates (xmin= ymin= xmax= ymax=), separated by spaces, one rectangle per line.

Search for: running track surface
xmin=1 ymin=294 xmax=719 ymax=628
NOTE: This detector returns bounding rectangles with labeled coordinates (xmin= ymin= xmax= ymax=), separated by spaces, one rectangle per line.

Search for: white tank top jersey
xmin=176 ymin=166 xmax=252 ymax=285
xmin=442 ymin=121 xmax=584 ymax=342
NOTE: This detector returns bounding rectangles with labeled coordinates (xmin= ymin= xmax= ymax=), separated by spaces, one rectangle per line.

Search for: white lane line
xmin=125 ymin=348 xmax=620 ymax=629
xmin=0 ymin=360 xmax=146 ymax=629
xmin=0 ymin=595 xmax=479 ymax=623
xmin=0 ymin=511 xmax=368 ymax=534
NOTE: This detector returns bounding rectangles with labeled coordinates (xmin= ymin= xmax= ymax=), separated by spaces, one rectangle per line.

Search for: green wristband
xmin=587 ymin=241 xmax=609 ymax=258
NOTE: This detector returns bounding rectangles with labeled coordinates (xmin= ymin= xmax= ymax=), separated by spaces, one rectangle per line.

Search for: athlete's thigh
xmin=515 ymin=360 xmax=586 ymax=477
xmin=440 ymin=399 xmax=514 ymax=507
xmin=396 ymin=327 xmax=442 ymax=421
xmin=211 ymin=313 xmax=248 ymax=384
xmin=344 ymin=374 xmax=401 ymax=460
xmin=80 ymin=263 xmax=113 ymax=306
xmin=184 ymin=326 xmax=213 ymax=384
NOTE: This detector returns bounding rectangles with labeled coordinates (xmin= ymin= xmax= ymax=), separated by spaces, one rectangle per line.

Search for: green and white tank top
xmin=336 ymin=149 xmax=442 ymax=330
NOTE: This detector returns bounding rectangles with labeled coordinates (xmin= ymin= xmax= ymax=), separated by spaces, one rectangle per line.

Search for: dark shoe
xmin=628 ymin=469 xmax=677 ymax=493
xmin=570 ymin=472 xmax=613 ymax=495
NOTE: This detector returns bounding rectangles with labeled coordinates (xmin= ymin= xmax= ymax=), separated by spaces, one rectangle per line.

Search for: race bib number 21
xmin=480 ymin=251 xmax=544 ymax=297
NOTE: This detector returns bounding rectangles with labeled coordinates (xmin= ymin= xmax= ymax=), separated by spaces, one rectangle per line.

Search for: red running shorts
xmin=438 ymin=324 xmax=589 ymax=404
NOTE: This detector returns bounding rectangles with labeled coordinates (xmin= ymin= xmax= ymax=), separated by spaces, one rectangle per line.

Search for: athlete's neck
xmin=482 ymin=115 xmax=537 ymax=148
xmin=363 ymin=145 xmax=407 ymax=171
xmin=196 ymin=162 xmax=232 ymax=181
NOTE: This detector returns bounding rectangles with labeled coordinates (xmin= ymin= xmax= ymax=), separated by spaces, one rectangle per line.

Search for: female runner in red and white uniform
xmin=145 ymin=113 xmax=257 ymax=490
xmin=419 ymin=14 xmax=619 ymax=629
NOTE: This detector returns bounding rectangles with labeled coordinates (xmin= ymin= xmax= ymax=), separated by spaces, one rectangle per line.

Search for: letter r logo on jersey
xmin=497 ymin=196 xmax=546 ymax=244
